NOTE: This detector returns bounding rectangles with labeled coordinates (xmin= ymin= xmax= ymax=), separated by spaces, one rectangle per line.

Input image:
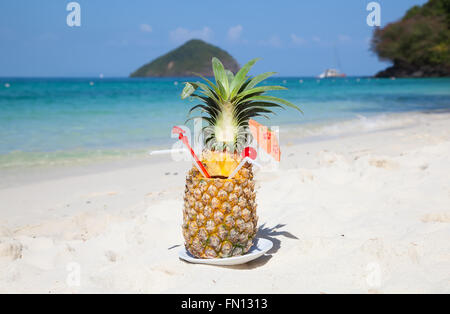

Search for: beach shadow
xmin=257 ymin=223 xmax=299 ymax=255
xmin=168 ymin=244 xmax=181 ymax=250
xmin=176 ymin=223 xmax=299 ymax=270
xmin=217 ymin=223 xmax=299 ymax=270
xmin=219 ymin=223 xmax=299 ymax=270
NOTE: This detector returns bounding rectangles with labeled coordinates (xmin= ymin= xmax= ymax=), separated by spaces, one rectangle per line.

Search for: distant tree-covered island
xmin=372 ymin=0 xmax=450 ymax=78
xmin=130 ymin=39 xmax=240 ymax=77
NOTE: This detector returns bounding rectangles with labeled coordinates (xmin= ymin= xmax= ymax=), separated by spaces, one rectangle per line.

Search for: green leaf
xmin=192 ymin=72 xmax=215 ymax=87
xmin=212 ymin=57 xmax=229 ymax=98
xmin=185 ymin=115 xmax=215 ymax=125
xmin=237 ymin=79 xmax=252 ymax=94
xmin=234 ymin=101 xmax=283 ymax=116
xmin=189 ymin=104 xmax=220 ymax=118
xmin=245 ymin=72 xmax=277 ymax=90
xmin=181 ymin=82 xmax=196 ymax=99
xmin=216 ymin=80 xmax=227 ymax=101
xmin=193 ymin=82 xmax=220 ymax=103
xmin=237 ymin=113 xmax=270 ymax=125
xmin=244 ymin=95 xmax=303 ymax=113
xmin=225 ymin=70 xmax=235 ymax=85
xmin=230 ymin=58 xmax=260 ymax=99
xmin=190 ymin=94 xmax=221 ymax=111
xmin=190 ymin=95 xmax=220 ymax=112
xmin=237 ymin=107 xmax=276 ymax=118
xmin=235 ymin=85 xmax=287 ymax=101
xmin=237 ymin=106 xmax=275 ymax=116
xmin=236 ymin=107 xmax=276 ymax=127
xmin=192 ymin=72 xmax=222 ymax=97
xmin=247 ymin=101 xmax=285 ymax=109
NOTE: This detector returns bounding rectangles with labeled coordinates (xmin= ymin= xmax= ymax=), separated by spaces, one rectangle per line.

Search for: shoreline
xmin=0 ymin=109 xmax=449 ymax=293
xmin=1 ymin=110 xmax=449 ymax=188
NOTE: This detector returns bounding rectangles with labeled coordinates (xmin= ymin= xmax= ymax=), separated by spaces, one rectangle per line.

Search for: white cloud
xmin=290 ymin=34 xmax=306 ymax=45
xmin=169 ymin=26 xmax=213 ymax=44
xmin=338 ymin=34 xmax=351 ymax=42
xmin=259 ymin=35 xmax=282 ymax=48
xmin=227 ymin=25 xmax=243 ymax=41
xmin=312 ymin=36 xmax=321 ymax=43
xmin=140 ymin=24 xmax=153 ymax=33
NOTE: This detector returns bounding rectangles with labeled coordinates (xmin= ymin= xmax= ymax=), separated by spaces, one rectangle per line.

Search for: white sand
xmin=0 ymin=111 xmax=449 ymax=293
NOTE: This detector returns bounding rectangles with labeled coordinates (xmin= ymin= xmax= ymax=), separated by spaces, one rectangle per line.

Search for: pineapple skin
xmin=182 ymin=164 xmax=258 ymax=258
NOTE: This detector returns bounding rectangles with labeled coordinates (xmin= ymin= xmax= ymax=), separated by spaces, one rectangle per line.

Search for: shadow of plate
xmin=176 ymin=223 xmax=299 ymax=270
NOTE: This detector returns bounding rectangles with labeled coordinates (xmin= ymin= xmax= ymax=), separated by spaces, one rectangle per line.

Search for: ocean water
xmin=0 ymin=77 xmax=449 ymax=168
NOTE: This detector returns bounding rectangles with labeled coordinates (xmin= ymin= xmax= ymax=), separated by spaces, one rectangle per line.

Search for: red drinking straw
xmin=172 ymin=126 xmax=210 ymax=178
xmin=228 ymin=147 xmax=260 ymax=179
xmin=242 ymin=146 xmax=257 ymax=160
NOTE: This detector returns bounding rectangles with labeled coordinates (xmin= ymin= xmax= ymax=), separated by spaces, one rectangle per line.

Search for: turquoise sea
xmin=0 ymin=77 xmax=449 ymax=169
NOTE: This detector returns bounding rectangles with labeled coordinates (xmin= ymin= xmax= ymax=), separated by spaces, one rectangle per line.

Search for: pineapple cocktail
xmin=180 ymin=58 xmax=301 ymax=258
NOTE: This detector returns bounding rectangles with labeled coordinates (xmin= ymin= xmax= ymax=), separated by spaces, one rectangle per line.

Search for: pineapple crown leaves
xmin=181 ymin=57 xmax=302 ymax=152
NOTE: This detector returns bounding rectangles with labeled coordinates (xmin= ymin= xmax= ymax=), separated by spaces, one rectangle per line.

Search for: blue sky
xmin=0 ymin=0 xmax=427 ymax=77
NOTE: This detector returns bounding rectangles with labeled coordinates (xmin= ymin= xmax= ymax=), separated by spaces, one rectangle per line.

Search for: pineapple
xmin=181 ymin=58 xmax=301 ymax=258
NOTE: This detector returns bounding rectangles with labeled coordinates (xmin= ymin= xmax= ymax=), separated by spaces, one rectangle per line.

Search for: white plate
xmin=178 ymin=238 xmax=273 ymax=266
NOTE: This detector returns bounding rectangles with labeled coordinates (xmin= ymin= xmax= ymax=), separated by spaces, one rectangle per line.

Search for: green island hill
xmin=130 ymin=39 xmax=240 ymax=77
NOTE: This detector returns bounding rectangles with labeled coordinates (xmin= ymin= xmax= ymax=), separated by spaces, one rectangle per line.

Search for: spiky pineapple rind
xmin=183 ymin=164 xmax=257 ymax=259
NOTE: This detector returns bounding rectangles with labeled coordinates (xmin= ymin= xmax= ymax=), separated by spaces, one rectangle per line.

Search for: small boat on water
xmin=318 ymin=68 xmax=346 ymax=79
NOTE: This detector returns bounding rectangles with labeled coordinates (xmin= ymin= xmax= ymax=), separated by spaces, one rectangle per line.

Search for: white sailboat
xmin=318 ymin=44 xmax=347 ymax=78
xmin=318 ymin=68 xmax=346 ymax=79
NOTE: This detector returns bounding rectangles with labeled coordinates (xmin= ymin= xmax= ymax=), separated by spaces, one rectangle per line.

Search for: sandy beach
xmin=0 ymin=111 xmax=449 ymax=294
